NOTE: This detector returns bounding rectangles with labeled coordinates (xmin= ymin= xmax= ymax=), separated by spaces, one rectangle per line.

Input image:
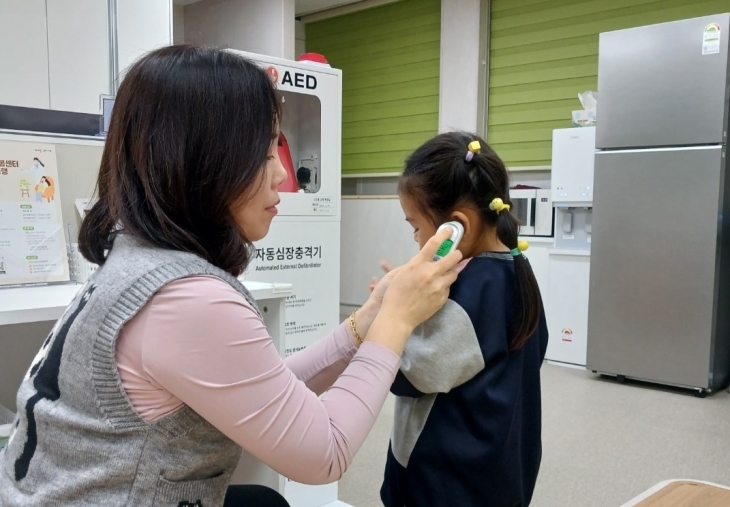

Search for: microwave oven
xmin=509 ymin=189 xmax=554 ymax=237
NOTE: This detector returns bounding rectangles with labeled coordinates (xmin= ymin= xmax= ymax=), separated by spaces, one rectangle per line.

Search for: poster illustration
xmin=0 ymin=140 xmax=70 ymax=286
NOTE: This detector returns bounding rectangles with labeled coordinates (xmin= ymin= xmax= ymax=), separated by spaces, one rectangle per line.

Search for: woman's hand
xmin=369 ymin=260 xmax=396 ymax=303
xmin=346 ymin=259 xmax=397 ymax=345
xmin=369 ymin=260 xmax=395 ymax=292
xmin=364 ymin=227 xmax=463 ymax=356
xmin=350 ymin=263 xmax=398 ymax=345
xmin=382 ymin=228 xmax=463 ymax=330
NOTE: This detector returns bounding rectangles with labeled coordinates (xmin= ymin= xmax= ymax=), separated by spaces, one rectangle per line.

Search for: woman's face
xmin=234 ymin=135 xmax=287 ymax=242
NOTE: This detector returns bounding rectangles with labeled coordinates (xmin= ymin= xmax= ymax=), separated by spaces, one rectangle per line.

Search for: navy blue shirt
xmin=381 ymin=253 xmax=549 ymax=507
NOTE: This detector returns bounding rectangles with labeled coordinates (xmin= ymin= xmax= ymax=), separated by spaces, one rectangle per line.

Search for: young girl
xmin=381 ymin=132 xmax=549 ymax=507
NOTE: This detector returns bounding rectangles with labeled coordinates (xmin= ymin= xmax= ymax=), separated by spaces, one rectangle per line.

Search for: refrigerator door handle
xmin=530 ymin=198 xmax=537 ymax=228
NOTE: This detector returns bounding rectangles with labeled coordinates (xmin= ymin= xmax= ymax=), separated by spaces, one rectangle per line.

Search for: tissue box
xmin=572 ymin=109 xmax=596 ymax=127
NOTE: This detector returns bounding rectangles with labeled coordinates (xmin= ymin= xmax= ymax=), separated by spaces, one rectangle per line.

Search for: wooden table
xmin=621 ymin=480 xmax=730 ymax=507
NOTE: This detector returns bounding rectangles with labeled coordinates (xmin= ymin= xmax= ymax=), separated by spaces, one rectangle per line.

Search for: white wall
xmin=185 ymin=0 xmax=295 ymax=59
xmin=340 ymin=198 xmax=418 ymax=308
xmin=295 ymin=19 xmax=306 ymax=59
xmin=117 ymin=0 xmax=173 ymax=79
xmin=173 ymin=4 xmax=186 ymax=44
xmin=438 ymin=0 xmax=483 ymax=133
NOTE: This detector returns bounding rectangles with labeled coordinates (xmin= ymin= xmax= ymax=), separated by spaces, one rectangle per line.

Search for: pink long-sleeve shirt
xmin=115 ymin=276 xmax=400 ymax=484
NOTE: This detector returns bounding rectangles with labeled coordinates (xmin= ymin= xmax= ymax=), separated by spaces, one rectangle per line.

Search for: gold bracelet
xmin=349 ymin=310 xmax=363 ymax=346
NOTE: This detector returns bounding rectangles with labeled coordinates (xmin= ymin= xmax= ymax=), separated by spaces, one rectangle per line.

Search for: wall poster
xmin=0 ymin=140 xmax=69 ymax=286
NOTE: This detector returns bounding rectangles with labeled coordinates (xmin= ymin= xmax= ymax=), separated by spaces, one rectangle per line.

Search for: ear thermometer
xmin=433 ymin=221 xmax=464 ymax=261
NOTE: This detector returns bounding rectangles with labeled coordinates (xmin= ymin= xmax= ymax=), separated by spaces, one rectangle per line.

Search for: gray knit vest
xmin=0 ymin=234 xmax=259 ymax=507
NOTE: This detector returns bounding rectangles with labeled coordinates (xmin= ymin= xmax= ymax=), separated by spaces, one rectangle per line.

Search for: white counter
xmin=0 ymin=280 xmax=292 ymax=327
xmin=548 ymin=247 xmax=591 ymax=257
xmin=0 ymin=284 xmax=83 ymax=326
xmin=523 ymin=236 xmax=555 ymax=245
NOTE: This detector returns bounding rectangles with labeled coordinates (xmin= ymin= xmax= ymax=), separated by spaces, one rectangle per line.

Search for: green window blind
xmin=488 ymin=0 xmax=730 ymax=169
xmin=306 ymin=0 xmax=440 ymax=176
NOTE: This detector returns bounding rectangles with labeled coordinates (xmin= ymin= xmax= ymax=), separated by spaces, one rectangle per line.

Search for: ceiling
xmin=172 ymin=0 xmax=366 ymax=17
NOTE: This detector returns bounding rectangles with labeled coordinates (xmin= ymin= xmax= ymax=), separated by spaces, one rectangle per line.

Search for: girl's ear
xmin=451 ymin=210 xmax=470 ymax=235
xmin=450 ymin=208 xmax=482 ymax=257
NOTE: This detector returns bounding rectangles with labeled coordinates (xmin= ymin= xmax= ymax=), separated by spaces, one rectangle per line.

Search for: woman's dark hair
xmin=79 ymin=45 xmax=280 ymax=276
xmin=33 ymin=158 xmax=45 ymax=167
xmin=399 ymin=132 xmax=541 ymax=351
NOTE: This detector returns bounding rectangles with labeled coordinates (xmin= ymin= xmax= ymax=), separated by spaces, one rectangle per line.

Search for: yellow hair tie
xmin=489 ymin=197 xmax=511 ymax=214
xmin=465 ymin=140 xmax=481 ymax=162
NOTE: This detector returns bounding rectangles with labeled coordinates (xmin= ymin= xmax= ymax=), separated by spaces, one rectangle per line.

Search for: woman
xmin=0 ymin=46 xmax=461 ymax=507
xmin=24 ymin=157 xmax=44 ymax=178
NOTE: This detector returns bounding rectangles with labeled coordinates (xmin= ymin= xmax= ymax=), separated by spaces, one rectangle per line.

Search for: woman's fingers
xmin=369 ymin=276 xmax=379 ymax=292
xmin=434 ymin=248 xmax=463 ymax=273
xmin=412 ymin=228 xmax=464 ymax=272
xmin=369 ymin=261 xmax=395 ymax=293
xmin=415 ymin=227 xmax=453 ymax=263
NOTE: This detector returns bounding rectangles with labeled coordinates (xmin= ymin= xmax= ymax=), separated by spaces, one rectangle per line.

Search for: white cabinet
xmin=47 ymin=0 xmax=110 ymax=114
xmin=546 ymin=251 xmax=590 ymax=366
xmin=0 ymin=0 xmax=172 ymax=115
xmin=521 ymin=237 xmax=550 ymax=313
xmin=0 ymin=0 xmax=51 ymax=109
xmin=117 ymin=0 xmax=172 ymax=79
